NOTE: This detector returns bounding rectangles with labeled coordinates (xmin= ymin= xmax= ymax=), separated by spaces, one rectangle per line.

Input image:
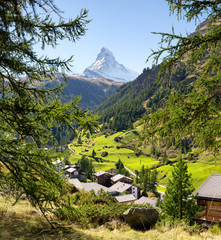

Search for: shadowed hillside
xmin=41 ymin=75 xmax=124 ymax=110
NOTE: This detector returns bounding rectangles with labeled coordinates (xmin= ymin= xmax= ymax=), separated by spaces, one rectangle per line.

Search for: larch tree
xmin=163 ymin=157 xmax=197 ymax=221
xmin=0 ymin=0 xmax=98 ymax=227
xmin=92 ymin=149 xmax=96 ymax=158
xmin=142 ymin=0 xmax=221 ymax=154
xmin=140 ymin=167 xmax=158 ymax=196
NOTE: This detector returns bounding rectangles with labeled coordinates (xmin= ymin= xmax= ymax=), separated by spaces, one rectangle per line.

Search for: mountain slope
xmin=81 ymin=47 xmax=139 ymax=82
xmin=42 ymin=75 xmax=124 ymax=110
xmin=38 ymin=76 xmax=124 ymax=146
xmin=97 ymin=59 xmax=193 ymax=131
xmin=97 ymin=65 xmax=162 ymax=130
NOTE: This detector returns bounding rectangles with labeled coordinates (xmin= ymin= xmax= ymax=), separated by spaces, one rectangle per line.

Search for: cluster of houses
xmin=52 ymin=159 xmax=157 ymax=206
xmin=53 ymin=160 xmax=221 ymax=224
xmin=52 ymin=159 xmax=86 ymax=181
xmin=69 ymin=171 xmax=157 ymax=206
xmin=69 ymin=171 xmax=158 ymax=206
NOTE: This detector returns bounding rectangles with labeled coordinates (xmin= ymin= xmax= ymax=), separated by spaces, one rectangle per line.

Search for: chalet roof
xmin=81 ymin=182 xmax=109 ymax=193
xmin=134 ymin=196 xmax=157 ymax=207
xmin=52 ymin=159 xmax=62 ymax=165
xmin=111 ymin=174 xmax=133 ymax=183
xmin=68 ymin=178 xmax=82 ymax=189
xmin=68 ymin=179 xmax=109 ymax=193
xmin=63 ymin=165 xmax=71 ymax=170
xmin=94 ymin=171 xmax=109 ymax=177
xmin=194 ymin=174 xmax=221 ymax=200
xmin=115 ymin=194 xmax=136 ymax=203
xmin=66 ymin=167 xmax=77 ymax=173
xmin=72 ymin=164 xmax=81 ymax=169
xmin=109 ymin=182 xmax=132 ymax=193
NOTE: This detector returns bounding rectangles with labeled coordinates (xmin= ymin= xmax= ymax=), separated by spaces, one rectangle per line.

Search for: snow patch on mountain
xmin=81 ymin=47 xmax=139 ymax=82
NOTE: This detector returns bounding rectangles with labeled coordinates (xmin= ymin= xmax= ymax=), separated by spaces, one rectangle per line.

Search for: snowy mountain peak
xmin=96 ymin=47 xmax=115 ymax=61
xmin=81 ymin=47 xmax=139 ymax=82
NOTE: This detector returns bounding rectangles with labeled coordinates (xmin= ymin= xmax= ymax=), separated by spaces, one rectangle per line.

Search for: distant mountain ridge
xmin=41 ymin=75 xmax=124 ymax=110
xmin=79 ymin=47 xmax=139 ymax=82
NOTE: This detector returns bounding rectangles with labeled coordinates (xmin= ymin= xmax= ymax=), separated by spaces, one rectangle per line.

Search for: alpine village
xmin=0 ymin=1 xmax=221 ymax=240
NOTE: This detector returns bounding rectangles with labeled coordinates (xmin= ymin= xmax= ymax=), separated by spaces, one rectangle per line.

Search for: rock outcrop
xmin=123 ymin=207 xmax=159 ymax=230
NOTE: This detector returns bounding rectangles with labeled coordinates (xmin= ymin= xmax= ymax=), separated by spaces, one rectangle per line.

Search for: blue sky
xmin=39 ymin=0 xmax=204 ymax=74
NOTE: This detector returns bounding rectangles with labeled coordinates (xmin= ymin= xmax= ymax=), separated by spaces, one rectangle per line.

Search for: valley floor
xmin=69 ymin=128 xmax=221 ymax=190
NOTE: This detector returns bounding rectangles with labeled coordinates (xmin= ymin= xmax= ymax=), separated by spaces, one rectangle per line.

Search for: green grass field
xmin=157 ymin=161 xmax=221 ymax=189
xmin=69 ymin=128 xmax=221 ymax=190
xmin=70 ymin=130 xmax=158 ymax=172
xmin=157 ymin=186 xmax=166 ymax=193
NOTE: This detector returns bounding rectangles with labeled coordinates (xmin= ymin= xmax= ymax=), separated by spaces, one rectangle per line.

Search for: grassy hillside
xmin=157 ymin=161 xmax=221 ymax=189
xmin=69 ymin=129 xmax=158 ymax=172
xmin=1 ymin=196 xmax=221 ymax=240
xmin=69 ymin=126 xmax=221 ymax=190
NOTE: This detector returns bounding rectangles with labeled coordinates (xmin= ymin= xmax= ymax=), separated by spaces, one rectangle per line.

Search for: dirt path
xmin=124 ymin=166 xmax=137 ymax=177
xmin=68 ymin=144 xmax=75 ymax=154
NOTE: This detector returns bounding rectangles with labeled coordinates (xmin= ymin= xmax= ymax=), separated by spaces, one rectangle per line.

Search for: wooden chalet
xmin=94 ymin=171 xmax=112 ymax=187
xmin=111 ymin=174 xmax=133 ymax=185
xmin=63 ymin=164 xmax=86 ymax=181
xmin=194 ymin=174 xmax=221 ymax=224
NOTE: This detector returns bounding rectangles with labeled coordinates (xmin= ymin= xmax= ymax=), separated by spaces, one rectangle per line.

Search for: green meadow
xmin=157 ymin=161 xmax=221 ymax=190
xmin=69 ymin=128 xmax=221 ymax=190
xmin=70 ymin=130 xmax=158 ymax=172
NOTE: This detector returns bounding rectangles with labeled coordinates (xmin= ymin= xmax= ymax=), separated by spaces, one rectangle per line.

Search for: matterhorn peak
xmin=101 ymin=47 xmax=112 ymax=53
xmin=96 ymin=47 xmax=115 ymax=61
xmin=94 ymin=47 xmax=116 ymax=69
xmin=82 ymin=47 xmax=139 ymax=82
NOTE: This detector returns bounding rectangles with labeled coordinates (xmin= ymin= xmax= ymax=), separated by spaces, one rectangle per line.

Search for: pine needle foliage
xmin=0 ymin=0 xmax=99 ymax=227
xmin=143 ymin=0 xmax=221 ymax=154
xmin=163 ymin=157 xmax=197 ymax=222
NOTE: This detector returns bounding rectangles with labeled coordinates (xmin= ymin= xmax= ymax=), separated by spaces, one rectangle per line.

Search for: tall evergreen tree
xmin=0 ymin=0 xmax=98 ymax=226
xmin=92 ymin=149 xmax=96 ymax=158
xmin=163 ymin=157 xmax=196 ymax=221
xmin=139 ymin=165 xmax=145 ymax=180
xmin=143 ymin=0 xmax=221 ymax=154
xmin=115 ymin=158 xmax=124 ymax=170
xmin=139 ymin=166 xmax=158 ymax=196
xmin=78 ymin=156 xmax=94 ymax=181
xmin=142 ymin=171 xmax=149 ymax=197
xmin=149 ymin=169 xmax=158 ymax=193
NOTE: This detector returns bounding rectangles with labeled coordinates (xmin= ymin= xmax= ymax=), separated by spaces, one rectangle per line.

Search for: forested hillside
xmin=40 ymin=76 xmax=123 ymax=146
xmin=41 ymin=75 xmax=123 ymax=110
xmin=97 ymin=62 xmax=192 ymax=131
